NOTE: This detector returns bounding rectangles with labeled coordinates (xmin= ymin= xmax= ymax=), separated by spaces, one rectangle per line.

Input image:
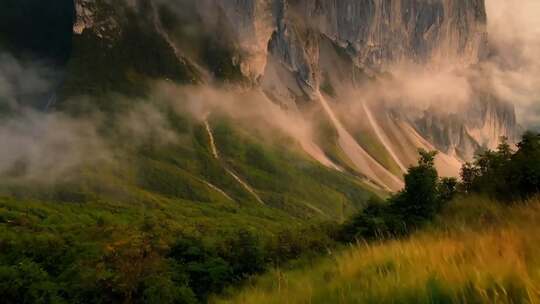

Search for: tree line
xmin=341 ymin=131 xmax=540 ymax=242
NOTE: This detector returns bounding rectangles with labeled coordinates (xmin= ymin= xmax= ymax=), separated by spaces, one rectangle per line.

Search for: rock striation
xmin=72 ymin=0 xmax=520 ymax=176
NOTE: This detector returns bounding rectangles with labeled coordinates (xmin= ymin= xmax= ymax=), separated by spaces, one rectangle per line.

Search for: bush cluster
xmin=342 ymin=132 xmax=540 ymax=242
xmin=0 ymin=223 xmax=337 ymax=304
xmin=341 ymin=150 xmax=457 ymax=241
xmin=461 ymin=132 xmax=540 ymax=202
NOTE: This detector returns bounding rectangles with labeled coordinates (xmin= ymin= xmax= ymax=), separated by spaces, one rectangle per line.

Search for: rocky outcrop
xmin=285 ymin=0 xmax=487 ymax=68
xmin=414 ymin=96 xmax=520 ymax=161
xmin=74 ymin=0 xmax=488 ymax=88
xmin=73 ymin=0 xmax=122 ymax=40
xmin=212 ymin=0 xmax=488 ymax=84
xmin=465 ymin=96 xmax=520 ymax=149
xmin=69 ymin=0 xmax=520 ymax=177
xmin=211 ymin=0 xmax=275 ymax=79
xmin=63 ymin=0 xmax=201 ymax=103
xmin=73 ymin=0 xmax=94 ymax=35
xmin=415 ymin=109 xmax=482 ymax=160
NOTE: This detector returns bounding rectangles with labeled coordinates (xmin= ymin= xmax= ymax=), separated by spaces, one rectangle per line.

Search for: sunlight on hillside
xmin=215 ymin=196 xmax=540 ymax=303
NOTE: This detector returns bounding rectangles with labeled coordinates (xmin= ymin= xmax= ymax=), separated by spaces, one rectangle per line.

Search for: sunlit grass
xmin=214 ymin=196 xmax=540 ymax=303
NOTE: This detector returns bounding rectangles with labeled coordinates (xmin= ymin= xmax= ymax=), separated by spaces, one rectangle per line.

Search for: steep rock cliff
xmin=414 ymin=76 xmax=521 ymax=160
xmin=234 ymin=0 xmax=516 ymax=173
xmin=213 ymin=0 xmax=488 ymax=84
xmin=72 ymin=0 xmax=488 ymax=91
xmin=70 ymin=0 xmax=519 ymax=179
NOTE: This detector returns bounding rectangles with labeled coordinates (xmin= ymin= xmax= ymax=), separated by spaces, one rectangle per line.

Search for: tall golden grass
xmin=214 ymin=196 xmax=540 ymax=303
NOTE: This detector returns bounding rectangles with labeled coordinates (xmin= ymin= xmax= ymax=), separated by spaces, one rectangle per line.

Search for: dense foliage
xmin=0 ymin=185 xmax=337 ymax=303
xmin=461 ymin=132 xmax=540 ymax=202
xmin=0 ymin=102 xmax=371 ymax=303
xmin=216 ymin=133 xmax=540 ymax=304
xmin=217 ymin=196 xmax=540 ymax=304
xmin=341 ymin=150 xmax=457 ymax=240
xmin=341 ymin=132 xmax=540 ymax=242
xmin=0 ymin=203 xmax=337 ymax=304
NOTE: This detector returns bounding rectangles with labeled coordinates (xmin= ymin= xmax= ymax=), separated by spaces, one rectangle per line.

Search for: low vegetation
xmin=2 ymin=119 xmax=539 ymax=303
xmin=461 ymin=132 xmax=540 ymax=201
xmin=215 ymin=196 xmax=540 ymax=303
xmin=3 ymin=2 xmax=538 ymax=303
xmin=0 ymin=100 xmax=375 ymax=303
xmin=0 ymin=181 xmax=340 ymax=303
xmin=3 ymin=124 xmax=539 ymax=303
xmin=216 ymin=132 xmax=540 ymax=304
xmin=340 ymin=150 xmax=457 ymax=241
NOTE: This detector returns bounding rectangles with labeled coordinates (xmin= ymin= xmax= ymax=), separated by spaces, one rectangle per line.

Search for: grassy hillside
xmin=7 ymin=2 xmax=532 ymax=303
xmin=0 ymin=100 xmax=380 ymax=302
xmin=0 ymin=103 xmax=378 ymax=228
xmin=0 ymin=1 xmax=385 ymax=300
xmin=215 ymin=196 xmax=540 ymax=303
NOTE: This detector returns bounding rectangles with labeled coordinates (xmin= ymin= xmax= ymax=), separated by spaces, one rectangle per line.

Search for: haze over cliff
xmin=1 ymin=0 xmax=533 ymax=191
xmin=3 ymin=2 xmax=540 ymax=303
xmin=135 ymin=0 xmax=518 ymax=189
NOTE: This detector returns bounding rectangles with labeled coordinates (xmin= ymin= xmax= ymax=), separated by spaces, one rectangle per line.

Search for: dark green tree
xmin=394 ymin=149 xmax=440 ymax=224
xmin=439 ymin=177 xmax=458 ymax=204
xmin=507 ymin=132 xmax=540 ymax=200
xmin=341 ymin=149 xmax=450 ymax=241
xmin=168 ymin=238 xmax=233 ymax=301
xmin=460 ymin=162 xmax=479 ymax=194
xmin=218 ymin=229 xmax=265 ymax=280
xmin=339 ymin=196 xmax=395 ymax=240
xmin=459 ymin=133 xmax=540 ymax=202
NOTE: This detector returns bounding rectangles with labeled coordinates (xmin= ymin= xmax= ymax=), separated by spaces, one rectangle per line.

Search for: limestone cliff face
xmin=415 ymin=110 xmax=481 ymax=160
xmin=73 ymin=0 xmax=123 ymax=41
xmin=73 ymin=0 xmax=94 ymax=35
xmin=214 ymin=0 xmax=488 ymax=84
xmin=414 ymin=96 xmax=521 ymax=161
xmin=73 ymin=0 xmax=488 ymax=87
xmin=71 ymin=0 xmax=519 ymax=173
xmin=465 ymin=96 xmax=520 ymax=149
xmin=283 ymin=0 xmax=487 ymax=68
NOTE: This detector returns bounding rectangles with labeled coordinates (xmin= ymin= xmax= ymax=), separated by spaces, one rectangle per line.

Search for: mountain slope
xmin=0 ymin=105 xmax=379 ymax=301
xmin=0 ymin=0 xmax=519 ymax=202
xmin=190 ymin=0 xmax=516 ymax=183
xmin=0 ymin=0 xmax=521 ymax=223
xmin=0 ymin=0 xmax=530 ymax=303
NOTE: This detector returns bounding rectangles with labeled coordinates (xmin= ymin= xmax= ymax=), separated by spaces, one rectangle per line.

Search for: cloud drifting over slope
xmin=1 ymin=0 xmax=540 ymax=184
xmin=486 ymin=0 xmax=540 ymax=130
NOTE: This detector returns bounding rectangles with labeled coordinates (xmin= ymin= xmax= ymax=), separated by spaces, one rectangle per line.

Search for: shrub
xmin=341 ymin=149 xmax=455 ymax=241
xmin=169 ymin=238 xmax=232 ymax=300
xmin=460 ymin=132 xmax=540 ymax=202
xmin=217 ymin=229 xmax=265 ymax=280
